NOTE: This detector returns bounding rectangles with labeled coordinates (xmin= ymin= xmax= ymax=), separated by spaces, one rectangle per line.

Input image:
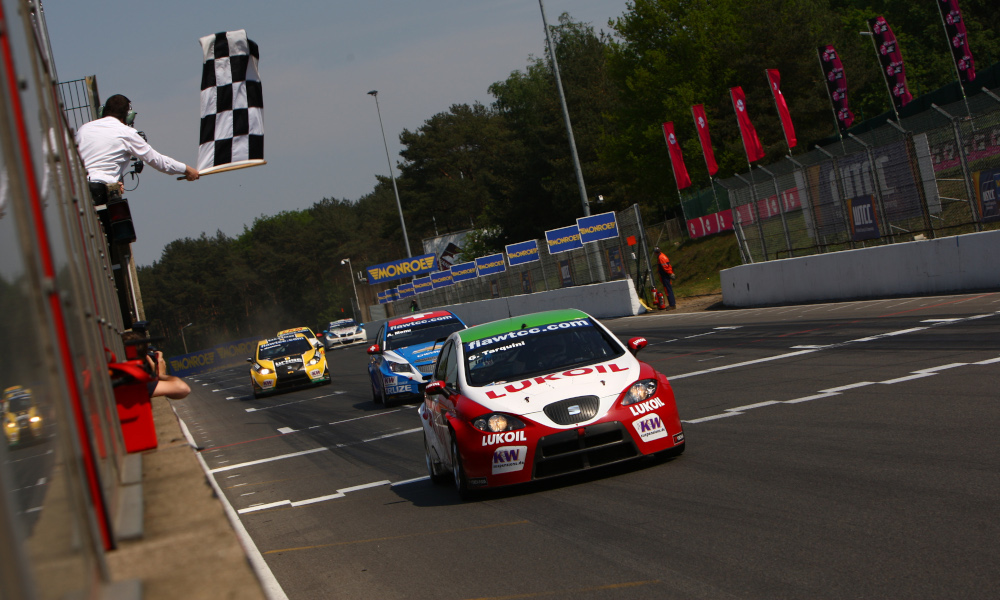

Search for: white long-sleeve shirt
xmin=75 ymin=116 xmax=186 ymax=183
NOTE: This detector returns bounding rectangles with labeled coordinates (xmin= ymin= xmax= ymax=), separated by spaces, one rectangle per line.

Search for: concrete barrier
xmin=721 ymin=230 xmax=1000 ymax=307
xmin=363 ymin=278 xmax=644 ymax=336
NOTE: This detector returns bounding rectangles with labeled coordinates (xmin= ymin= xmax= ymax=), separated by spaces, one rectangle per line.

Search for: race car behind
xmin=249 ymin=333 xmax=330 ymax=398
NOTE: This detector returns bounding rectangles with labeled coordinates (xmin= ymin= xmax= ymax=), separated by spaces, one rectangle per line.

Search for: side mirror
xmin=424 ymin=380 xmax=446 ymax=396
xmin=366 ymin=343 xmax=381 ymax=355
xmin=627 ymin=337 xmax=648 ymax=356
xmin=246 ymin=357 xmax=253 ymax=363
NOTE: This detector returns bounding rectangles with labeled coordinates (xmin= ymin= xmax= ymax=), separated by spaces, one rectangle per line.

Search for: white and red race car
xmin=419 ymin=308 xmax=684 ymax=497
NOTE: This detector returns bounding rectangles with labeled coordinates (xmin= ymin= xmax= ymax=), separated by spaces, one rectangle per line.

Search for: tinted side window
xmin=434 ymin=341 xmax=453 ymax=381
xmin=444 ymin=344 xmax=460 ymax=388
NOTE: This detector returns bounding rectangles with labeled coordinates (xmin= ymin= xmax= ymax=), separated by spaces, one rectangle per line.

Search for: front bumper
xmin=251 ymin=366 xmax=328 ymax=395
xmin=454 ymin=402 xmax=684 ymax=489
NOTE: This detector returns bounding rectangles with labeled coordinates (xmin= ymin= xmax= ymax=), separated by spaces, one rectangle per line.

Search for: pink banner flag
xmin=730 ymin=86 xmax=765 ymax=163
xmin=662 ymin=122 xmax=691 ymax=190
xmin=691 ymin=105 xmax=718 ymax=176
xmin=766 ymin=69 xmax=796 ymax=149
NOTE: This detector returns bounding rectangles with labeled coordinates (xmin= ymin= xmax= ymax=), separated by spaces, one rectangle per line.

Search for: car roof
xmin=277 ymin=326 xmax=314 ymax=336
xmin=386 ymin=310 xmax=459 ymax=328
xmin=258 ymin=333 xmax=309 ymax=348
xmin=458 ymin=309 xmax=591 ymax=343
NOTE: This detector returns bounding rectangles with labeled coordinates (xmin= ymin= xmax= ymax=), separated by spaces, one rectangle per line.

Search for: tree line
xmin=140 ymin=1 xmax=999 ymax=356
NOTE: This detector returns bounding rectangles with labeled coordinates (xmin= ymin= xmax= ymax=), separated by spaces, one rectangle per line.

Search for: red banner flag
xmin=691 ymin=105 xmax=718 ymax=176
xmin=730 ymin=86 xmax=765 ymax=163
xmin=766 ymin=69 xmax=796 ymax=149
xmin=662 ymin=122 xmax=691 ymax=190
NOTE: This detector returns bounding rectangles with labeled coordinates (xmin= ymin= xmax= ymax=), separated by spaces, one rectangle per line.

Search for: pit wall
xmin=721 ymin=230 xmax=1000 ymax=307
xmin=364 ymin=278 xmax=644 ymax=334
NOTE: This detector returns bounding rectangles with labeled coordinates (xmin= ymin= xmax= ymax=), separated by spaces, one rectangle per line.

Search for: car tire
xmin=451 ymin=437 xmax=472 ymax=500
xmin=371 ymin=379 xmax=383 ymax=406
xmin=425 ymin=432 xmax=448 ymax=484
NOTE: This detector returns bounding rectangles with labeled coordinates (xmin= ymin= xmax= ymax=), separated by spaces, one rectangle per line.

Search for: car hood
xmin=385 ymin=341 xmax=444 ymax=366
xmin=464 ymin=355 xmax=640 ymax=418
xmin=331 ymin=325 xmax=360 ymax=335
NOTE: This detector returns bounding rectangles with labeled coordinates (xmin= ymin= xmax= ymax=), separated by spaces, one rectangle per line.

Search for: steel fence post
xmin=848 ymin=133 xmax=894 ymax=243
xmin=932 ymin=103 xmax=982 ymax=231
xmin=758 ymin=165 xmax=793 ymax=258
xmin=887 ymin=119 xmax=935 ymax=239
xmin=734 ymin=172 xmax=769 ymax=261
xmin=814 ymin=145 xmax=855 ymax=249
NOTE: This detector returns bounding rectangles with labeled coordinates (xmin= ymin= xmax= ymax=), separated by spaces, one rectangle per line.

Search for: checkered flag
xmin=198 ymin=30 xmax=265 ymax=174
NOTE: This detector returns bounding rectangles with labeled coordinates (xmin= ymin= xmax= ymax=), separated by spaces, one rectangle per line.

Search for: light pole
xmin=180 ymin=322 xmax=193 ymax=354
xmin=341 ymin=258 xmax=361 ymax=322
xmin=367 ymin=90 xmax=412 ymax=257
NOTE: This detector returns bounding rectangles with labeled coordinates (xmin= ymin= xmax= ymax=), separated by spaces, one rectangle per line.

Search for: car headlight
xmin=307 ymin=354 xmax=323 ymax=366
xmin=472 ymin=413 xmax=526 ymax=433
xmin=388 ymin=361 xmax=413 ymax=374
xmin=621 ymin=379 xmax=658 ymax=406
xmin=6 ymin=422 xmax=15 ymax=428
xmin=29 ymin=416 xmax=41 ymax=423
xmin=258 ymin=367 xmax=272 ymax=375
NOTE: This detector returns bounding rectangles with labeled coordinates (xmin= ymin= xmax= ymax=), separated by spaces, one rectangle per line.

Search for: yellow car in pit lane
xmin=3 ymin=385 xmax=43 ymax=447
xmin=249 ymin=334 xmax=330 ymax=399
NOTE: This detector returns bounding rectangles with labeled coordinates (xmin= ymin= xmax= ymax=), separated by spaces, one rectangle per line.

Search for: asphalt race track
xmin=170 ymin=292 xmax=1000 ymax=600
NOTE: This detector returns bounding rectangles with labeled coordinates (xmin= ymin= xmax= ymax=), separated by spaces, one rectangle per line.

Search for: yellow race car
xmin=276 ymin=326 xmax=324 ymax=354
xmin=249 ymin=333 xmax=330 ymax=399
xmin=3 ymin=386 xmax=43 ymax=447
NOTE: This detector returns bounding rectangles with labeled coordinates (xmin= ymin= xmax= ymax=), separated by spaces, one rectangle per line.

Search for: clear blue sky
xmin=43 ymin=1 xmax=631 ymax=266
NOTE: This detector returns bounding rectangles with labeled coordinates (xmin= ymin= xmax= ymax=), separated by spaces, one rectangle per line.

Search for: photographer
xmin=75 ymin=94 xmax=199 ymax=204
xmin=121 ymin=330 xmax=191 ymax=400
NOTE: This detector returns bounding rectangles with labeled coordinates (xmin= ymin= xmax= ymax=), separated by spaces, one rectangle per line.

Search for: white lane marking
xmin=240 ymin=492 xmax=256 ymax=496
xmin=683 ymin=412 xmax=742 ymax=424
xmin=879 ymin=374 xmax=936 ymax=385
xmin=226 ymin=397 xmax=238 ymax=401
xmin=914 ymin=363 xmax=968 ymax=373
xmin=278 ymin=408 xmax=405 ymax=435
xmin=820 ymin=382 xmax=875 ymax=393
xmin=210 ymin=428 xmax=422 ymax=474
xmin=921 ymin=318 xmax=961 ymax=323
xmin=217 ymin=461 xmax=229 ymax=464
xmin=392 ymin=476 xmax=430 ymax=487
xmin=212 ymin=384 xmax=245 ymax=392
xmin=649 ymin=339 xmax=679 ymax=345
xmin=790 ymin=345 xmax=829 ymax=349
xmin=246 ymin=391 xmax=345 ymax=412
xmin=670 ymin=349 xmax=819 ymax=380
xmin=973 ymin=356 xmax=1000 ymax=365
xmin=194 ymin=455 xmax=290 ymax=600
xmin=683 ymin=332 xmax=715 ymax=339
xmin=173 ymin=407 xmax=201 ymax=449
xmin=227 ymin=475 xmax=242 ymax=479
xmin=726 ymin=401 xmax=780 ymax=412
xmin=784 ymin=392 xmax=840 ymax=404
xmin=696 ymin=356 xmax=726 ymax=362
xmin=233 ymin=483 xmax=247 ymax=487
xmin=714 ymin=326 xmax=743 ymax=330
xmin=277 ymin=427 xmax=296 ymax=434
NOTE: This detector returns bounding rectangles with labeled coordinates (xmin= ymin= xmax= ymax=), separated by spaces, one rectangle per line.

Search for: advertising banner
xmin=662 ymin=122 xmax=692 ymax=189
xmin=938 ymin=0 xmax=976 ymax=83
xmin=838 ymin=141 xmax=923 ymax=221
xmin=577 ymin=211 xmax=619 ymax=244
xmin=430 ymin=270 xmax=454 ymax=289
xmin=766 ymin=69 xmax=796 ymax=148
xmin=545 ymin=225 xmax=583 ymax=254
xmin=168 ymin=336 xmax=258 ymax=377
xmin=848 ymin=194 xmax=881 ymax=241
xmin=868 ymin=16 xmax=913 ymax=110
xmin=691 ymin=104 xmax=719 ymax=176
xmin=818 ymin=45 xmax=854 ymax=132
xmin=450 ymin=261 xmax=478 ymax=282
xmin=422 ymin=229 xmax=471 ymax=271
xmin=396 ymin=283 xmax=415 ymax=299
xmin=687 ymin=209 xmax=735 ymax=239
xmin=475 ymin=253 xmax=506 ymax=276
xmin=505 ymin=240 xmax=540 ymax=266
xmin=974 ymin=168 xmax=1000 ymax=223
xmin=377 ymin=291 xmax=390 ymax=304
xmin=731 ymin=86 xmax=765 ymax=162
xmin=412 ymin=276 xmax=433 ymax=294
xmin=365 ymin=253 xmax=436 ymax=284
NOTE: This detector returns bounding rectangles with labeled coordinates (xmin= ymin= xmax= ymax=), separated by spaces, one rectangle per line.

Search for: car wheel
xmin=371 ymin=379 xmax=383 ymax=405
xmin=451 ymin=437 xmax=472 ymax=500
xmin=425 ymin=432 xmax=448 ymax=484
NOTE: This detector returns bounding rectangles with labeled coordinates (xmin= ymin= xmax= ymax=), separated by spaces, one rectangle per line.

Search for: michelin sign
xmin=366 ymin=254 xmax=436 ymax=284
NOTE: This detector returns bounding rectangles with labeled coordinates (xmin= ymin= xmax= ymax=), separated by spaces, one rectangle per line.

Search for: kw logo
xmin=638 ymin=415 xmax=662 ymax=433
xmin=493 ymin=448 xmax=521 ymax=464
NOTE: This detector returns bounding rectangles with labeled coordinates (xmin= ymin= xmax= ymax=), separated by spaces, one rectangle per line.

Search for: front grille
xmin=416 ymin=363 xmax=436 ymax=374
xmin=543 ymin=396 xmax=599 ymax=425
xmin=275 ymin=369 xmax=310 ymax=387
xmin=533 ymin=422 xmax=638 ymax=479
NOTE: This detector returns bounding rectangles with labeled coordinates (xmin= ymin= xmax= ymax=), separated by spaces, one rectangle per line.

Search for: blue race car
xmin=367 ymin=310 xmax=467 ymax=406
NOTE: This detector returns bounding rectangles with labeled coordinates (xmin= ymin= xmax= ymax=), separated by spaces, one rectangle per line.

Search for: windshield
xmin=463 ymin=319 xmax=625 ymax=386
xmin=385 ymin=320 xmax=464 ymax=351
xmin=258 ymin=338 xmax=313 ymax=360
xmin=7 ymin=396 xmax=33 ymax=412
